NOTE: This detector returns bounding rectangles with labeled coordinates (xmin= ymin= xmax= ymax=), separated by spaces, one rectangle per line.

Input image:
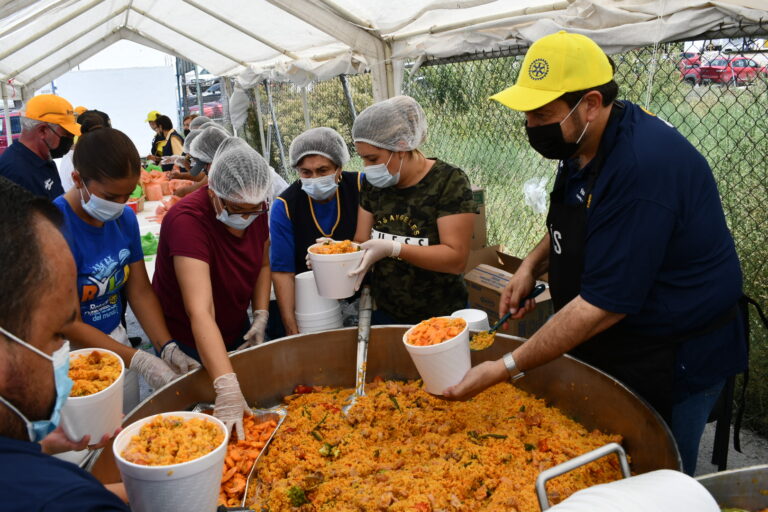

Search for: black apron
xmin=545 ymin=102 xmax=736 ymax=421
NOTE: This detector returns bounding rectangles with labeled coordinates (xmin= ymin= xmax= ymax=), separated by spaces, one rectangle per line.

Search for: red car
xmin=680 ymin=64 xmax=701 ymax=85
xmin=190 ymin=101 xmax=223 ymax=120
xmin=679 ymin=52 xmax=701 ymax=69
xmin=698 ymin=56 xmax=768 ymax=85
xmin=0 ymin=111 xmax=21 ymax=156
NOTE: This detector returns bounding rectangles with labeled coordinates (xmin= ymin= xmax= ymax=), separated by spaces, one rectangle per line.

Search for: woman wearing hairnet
xmin=152 ymin=137 xmax=272 ymax=439
xmin=350 ymin=96 xmax=477 ymax=323
xmin=270 ymin=127 xmax=363 ymax=335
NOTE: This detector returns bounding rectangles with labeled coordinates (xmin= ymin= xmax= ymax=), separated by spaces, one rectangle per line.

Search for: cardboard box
xmin=464 ymin=247 xmax=553 ymax=339
xmin=470 ymin=186 xmax=487 ymax=250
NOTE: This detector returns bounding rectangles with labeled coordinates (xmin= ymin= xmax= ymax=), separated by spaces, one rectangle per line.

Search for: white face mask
xmin=0 ymin=326 xmax=73 ymax=442
xmin=365 ymin=152 xmax=402 ymax=189
xmin=78 ymin=176 xmax=125 ymax=222
xmin=301 ymin=173 xmax=339 ymax=201
xmin=213 ymin=195 xmax=259 ymax=230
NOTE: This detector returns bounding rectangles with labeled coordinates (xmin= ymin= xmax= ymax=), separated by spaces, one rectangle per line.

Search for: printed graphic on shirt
xmin=79 ymin=249 xmax=131 ymax=325
xmin=370 ymin=228 xmax=429 ymax=247
xmin=44 ymin=178 xmax=54 ymax=191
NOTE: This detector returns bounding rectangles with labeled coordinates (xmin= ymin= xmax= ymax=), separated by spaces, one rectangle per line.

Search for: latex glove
xmin=236 ymin=310 xmax=269 ymax=350
xmin=213 ymin=373 xmax=252 ymax=440
xmin=161 ymin=340 xmax=201 ymax=374
xmin=130 ymin=350 xmax=180 ymax=390
xmin=305 ymin=237 xmax=335 ymax=269
xmin=160 ymin=155 xmax=186 ymax=166
xmin=348 ymin=239 xmax=400 ymax=291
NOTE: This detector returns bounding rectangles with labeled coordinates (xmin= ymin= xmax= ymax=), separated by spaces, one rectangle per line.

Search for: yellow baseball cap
xmin=74 ymin=106 xmax=87 ymax=115
xmin=145 ymin=110 xmax=161 ymax=122
xmin=24 ymin=94 xmax=81 ymax=136
xmin=491 ymin=31 xmax=613 ymax=112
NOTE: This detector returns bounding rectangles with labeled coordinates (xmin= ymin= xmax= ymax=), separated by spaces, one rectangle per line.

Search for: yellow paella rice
xmin=309 ymin=240 xmax=359 ymax=254
xmin=69 ymin=350 xmax=122 ymax=397
xmin=121 ymin=415 xmax=225 ymax=466
xmin=246 ymin=380 xmax=624 ymax=511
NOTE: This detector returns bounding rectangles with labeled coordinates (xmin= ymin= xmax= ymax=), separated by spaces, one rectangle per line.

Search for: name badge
xmin=371 ymin=229 xmax=429 ymax=247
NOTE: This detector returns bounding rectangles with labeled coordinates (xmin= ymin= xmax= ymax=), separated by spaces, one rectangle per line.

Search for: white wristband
xmin=391 ymin=241 xmax=402 ymax=258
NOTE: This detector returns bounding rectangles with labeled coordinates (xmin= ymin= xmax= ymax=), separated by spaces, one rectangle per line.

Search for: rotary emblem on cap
xmin=528 ymin=58 xmax=549 ymax=80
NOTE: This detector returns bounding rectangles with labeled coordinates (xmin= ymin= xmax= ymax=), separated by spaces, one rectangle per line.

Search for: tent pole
xmin=339 ymin=75 xmax=357 ymax=121
xmin=2 ymin=82 xmax=13 ymax=148
xmin=195 ymin=66 xmax=204 ymax=117
xmin=253 ymin=86 xmax=267 ymax=157
xmin=301 ymin=86 xmax=310 ymax=130
xmin=265 ymin=81 xmax=289 ymax=178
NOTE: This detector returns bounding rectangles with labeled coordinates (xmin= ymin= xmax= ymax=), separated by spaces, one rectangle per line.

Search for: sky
xmin=75 ymin=40 xmax=174 ymax=71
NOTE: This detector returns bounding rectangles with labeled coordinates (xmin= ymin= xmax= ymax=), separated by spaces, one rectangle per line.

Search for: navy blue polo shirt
xmin=0 ymin=141 xmax=63 ymax=200
xmin=558 ymin=100 xmax=746 ymax=392
xmin=0 ymin=436 xmax=129 ymax=511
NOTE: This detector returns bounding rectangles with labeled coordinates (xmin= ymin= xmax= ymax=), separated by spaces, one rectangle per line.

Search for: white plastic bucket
xmin=307 ymin=243 xmax=365 ymax=299
xmin=451 ymin=308 xmax=490 ymax=331
xmin=402 ymin=318 xmax=471 ymax=395
xmin=113 ymin=411 xmax=229 ymax=512
xmin=295 ymin=271 xmax=340 ymax=314
xmin=295 ymin=306 xmax=342 ymax=323
xmin=61 ymin=348 xmax=124 ymax=444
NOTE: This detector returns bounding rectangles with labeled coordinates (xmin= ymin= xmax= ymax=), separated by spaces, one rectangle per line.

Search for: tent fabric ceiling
xmin=1 ymin=0 xmax=767 ymax=95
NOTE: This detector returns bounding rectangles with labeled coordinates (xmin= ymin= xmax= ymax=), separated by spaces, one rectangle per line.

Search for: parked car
xmin=698 ymin=56 xmax=768 ymax=85
xmin=680 ymin=64 xmax=702 ymax=85
xmin=190 ymin=101 xmax=223 ymax=120
xmin=0 ymin=111 xmax=21 ymax=155
xmin=679 ymin=51 xmax=701 ymax=69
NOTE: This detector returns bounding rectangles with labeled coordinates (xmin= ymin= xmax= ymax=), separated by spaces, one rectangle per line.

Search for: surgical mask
xmin=45 ymin=126 xmax=74 ymax=159
xmin=525 ymin=96 xmax=590 ymax=160
xmin=214 ymin=196 xmax=258 ymax=230
xmin=365 ymin=152 xmax=402 ymax=189
xmin=78 ymin=177 xmax=125 ymax=222
xmin=301 ymin=173 xmax=339 ymax=201
xmin=0 ymin=326 xmax=72 ymax=443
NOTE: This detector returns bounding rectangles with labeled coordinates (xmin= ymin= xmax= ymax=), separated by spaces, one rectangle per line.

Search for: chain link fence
xmin=242 ymin=27 xmax=768 ymax=436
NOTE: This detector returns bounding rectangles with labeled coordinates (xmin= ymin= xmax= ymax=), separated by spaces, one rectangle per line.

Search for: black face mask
xmin=524 ymin=96 xmax=589 ymax=161
xmin=47 ymin=131 xmax=74 ymax=159
xmin=183 ymin=128 xmax=191 ymax=136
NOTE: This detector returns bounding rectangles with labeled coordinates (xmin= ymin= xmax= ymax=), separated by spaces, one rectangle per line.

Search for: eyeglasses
xmin=221 ymin=198 xmax=269 ymax=217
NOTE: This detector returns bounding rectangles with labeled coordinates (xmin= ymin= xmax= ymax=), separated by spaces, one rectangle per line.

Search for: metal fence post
xmin=265 ymin=80 xmax=289 ymax=178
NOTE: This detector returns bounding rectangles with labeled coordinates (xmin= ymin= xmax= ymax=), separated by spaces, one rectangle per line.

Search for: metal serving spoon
xmin=469 ymin=283 xmax=548 ymax=351
xmin=342 ymin=285 xmax=372 ymax=415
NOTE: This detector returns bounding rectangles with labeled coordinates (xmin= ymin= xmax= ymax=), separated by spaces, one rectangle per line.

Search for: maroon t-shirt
xmin=152 ymin=186 xmax=268 ymax=350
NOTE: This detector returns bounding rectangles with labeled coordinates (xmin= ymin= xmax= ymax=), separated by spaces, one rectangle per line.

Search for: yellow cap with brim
xmin=74 ymin=106 xmax=87 ymax=115
xmin=24 ymin=94 xmax=81 ymax=136
xmin=490 ymin=31 xmax=613 ymax=112
xmin=145 ymin=110 xmax=161 ymax=122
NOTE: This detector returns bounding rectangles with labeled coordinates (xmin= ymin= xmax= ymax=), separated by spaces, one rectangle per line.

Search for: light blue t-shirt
xmin=53 ymin=197 xmax=144 ymax=334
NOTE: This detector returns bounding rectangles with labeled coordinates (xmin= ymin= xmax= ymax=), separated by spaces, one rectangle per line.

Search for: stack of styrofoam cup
xmin=113 ymin=411 xmax=229 ymax=512
xmin=307 ymin=242 xmax=365 ymax=299
xmin=403 ymin=318 xmax=471 ymax=395
xmin=61 ymin=348 xmax=124 ymax=444
xmin=451 ymin=308 xmax=491 ymax=331
xmin=295 ymin=271 xmax=342 ymax=333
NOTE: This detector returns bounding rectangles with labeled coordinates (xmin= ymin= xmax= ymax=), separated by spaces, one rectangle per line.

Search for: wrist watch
xmin=502 ymin=352 xmax=525 ymax=381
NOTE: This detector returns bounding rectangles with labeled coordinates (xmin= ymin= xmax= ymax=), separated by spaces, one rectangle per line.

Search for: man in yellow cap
xmin=145 ymin=110 xmax=163 ymax=164
xmin=445 ymin=31 xmax=746 ymax=476
xmin=0 ymin=94 xmax=81 ymax=200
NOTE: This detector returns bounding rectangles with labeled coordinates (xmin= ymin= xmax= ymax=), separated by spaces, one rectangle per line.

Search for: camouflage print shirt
xmin=360 ymin=158 xmax=477 ymax=323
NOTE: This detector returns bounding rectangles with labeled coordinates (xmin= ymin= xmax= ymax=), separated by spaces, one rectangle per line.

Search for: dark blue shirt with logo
xmin=557 ymin=100 xmax=746 ymax=392
xmin=0 ymin=141 xmax=63 ymax=200
xmin=0 ymin=435 xmax=129 ymax=511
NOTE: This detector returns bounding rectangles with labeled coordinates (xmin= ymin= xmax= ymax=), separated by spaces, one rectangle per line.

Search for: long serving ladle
xmin=342 ymin=285 xmax=373 ymax=416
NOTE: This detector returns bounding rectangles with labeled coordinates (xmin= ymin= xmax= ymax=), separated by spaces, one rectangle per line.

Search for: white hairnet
xmin=289 ymin=127 xmax=350 ymax=169
xmin=182 ymin=128 xmax=202 ymax=154
xmin=190 ymin=125 xmax=229 ymax=163
xmin=352 ymin=96 xmax=428 ymax=152
xmin=208 ymin=137 xmax=272 ymax=205
xmin=189 ymin=116 xmax=212 ymax=130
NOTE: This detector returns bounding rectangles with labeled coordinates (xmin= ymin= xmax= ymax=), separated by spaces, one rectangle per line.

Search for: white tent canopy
xmin=1 ymin=0 xmax=767 ymax=101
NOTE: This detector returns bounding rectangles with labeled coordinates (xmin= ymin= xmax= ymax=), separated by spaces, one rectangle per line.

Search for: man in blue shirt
xmin=445 ymin=32 xmax=746 ymax=476
xmin=0 ymin=94 xmax=80 ymax=200
xmin=0 ymin=178 xmax=129 ymax=511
